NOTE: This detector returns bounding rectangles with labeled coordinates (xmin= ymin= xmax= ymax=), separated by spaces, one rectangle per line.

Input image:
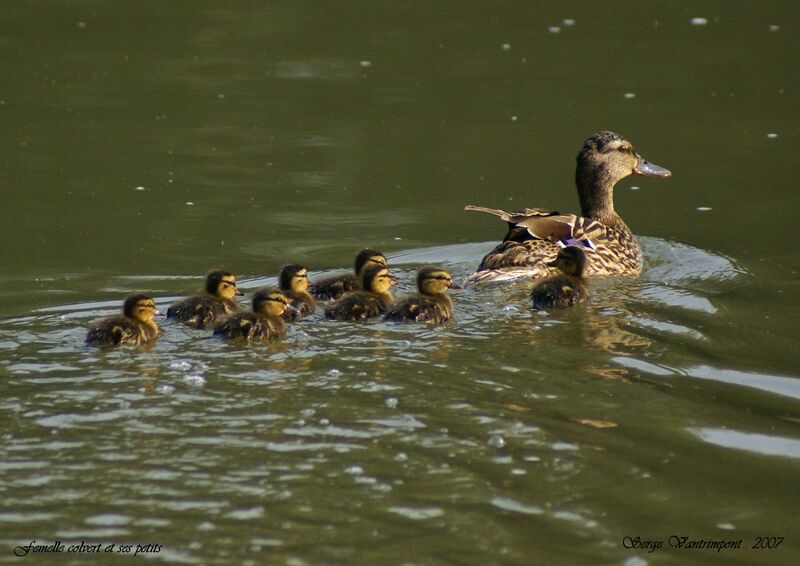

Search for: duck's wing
xmin=167 ymin=296 xmax=226 ymax=329
xmin=385 ymin=295 xmax=447 ymax=323
xmin=310 ymin=273 xmax=358 ymax=301
xmin=324 ymin=292 xmax=385 ymax=321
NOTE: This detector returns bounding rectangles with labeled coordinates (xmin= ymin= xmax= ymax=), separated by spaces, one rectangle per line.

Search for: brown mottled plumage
xmin=167 ymin=270 xmax=243 ymax=328
xmin=384 ymin=267 xmax=461 ymax=324
xmin=531 ymin=247 xmax=591 ymax=310
xmin=278 ymin=264 xmax=315 ymax=321
xmin=86 ymin=294 xmax=161 ymax=347
xmin=324 ymin=264 xmax=396 ymax=321
xmin=213 ymin=288 xmax=290 ymax=342
xmin=465 ymin=131 xmax=671 ymax=283
xmin=311 ymin=248 xmax=387 ymax=301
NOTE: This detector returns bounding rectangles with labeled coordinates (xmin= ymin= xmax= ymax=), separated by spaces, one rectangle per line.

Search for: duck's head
xmin=361 ymin=264 xmax=397 ymax=294
xmin=279 ymin=264 xmax=309 ymax=293
xmin=206 ymin=270 xmax=243 ymax=300
xmin=417 ymin=266 xmax=462 ymax=295
xmin=576 ymin=131 xmax=671 ymax=222
xmin=354 ymin=248 xmax=387 ymax=275
xmin=547 ymin=246 xmax=587 ymax=277
xmin=123 ymin=293 xmax=161 ymax=323
xmin=252 ymin=288 xmax=292 ymax=317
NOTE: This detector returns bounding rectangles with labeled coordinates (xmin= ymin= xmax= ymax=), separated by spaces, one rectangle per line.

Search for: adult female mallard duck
xmin=311 ymin=248 xmax=387 ymax=301
xmin=464 ymin=131 xmax=671 ymax=283
xmin=278 ymin=263 xmax=315 ymax=321
xmin=86 ymin=293 xmax=161 ymax=347
xmin=324 ymin=264 xmax=396 ymax=321
xmin=167 ymin=269 xmax=243 ymax=328
xmin=384 ymin=266 xmax=462 ymax=324
xmin=213 ymin=288 xmax=292 ymax=341
xmin=531 ymin=246 xmax=590 ymax=310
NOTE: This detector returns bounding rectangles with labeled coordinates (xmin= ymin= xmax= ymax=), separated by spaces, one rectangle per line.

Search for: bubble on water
xmin=548 ymin=26 xmax=561 ymax=34
xmin=511 ymin=115 xmax=518 ymax=122
xmin=184 ymin=374 xmax=205 ymax=386
xmin=768 ymin=24 xmax=780 ymax=32
xmin=523 ymin=455 xmax=541 ymax=462
xmin=359 ymin=60 xmax=372 ymax=68
xmin=197 ymin=521 xmax=215 ymax=531
xmin=766 ymin=132 xmax=778 ymax=139
xmin=327 ymin=368 xmax=341 ymax=376
xmin=170 ymin=361 xmax=192 ymax=371
xmin=135 ymin=186 xmax=145 ymax=191
xmin=690 ymin=17 xmax=708 ymax=26
xmin=623 ymin=92 xmax=636 ymax=99
xmin=511 ymin=468 xmax=527 ymax=476
xmin=155 ymin=384 xmax=174 ymax=395
xmin=394 ymin=452 xmax=408 ymax=462
xmin=319 ymin=418 xmax=330 ymax=426
xmin=488 ymin=435 xmax=506 ymax=448
xmin=500 ymin=43 xmax=511 ymax=50
xmin=717 ymin=522 xmax=736 ymax=530
xmin=630 ymin=186 xmax=640 ymax=191
xmin=217 ymin=93 xmax=226 ymax=99
xmin=185 ymin=201 xmax=194 ymax=206
xmin=385 ymin=397 xmax=398 ymax=409
xmin=345 ymin=465 xmax=364 ymax=475
xmin=697 ymin=206 xmax=712 ymax=212
xmin=299 ymin=409 xmax=315 ymax=418
xmin=562 ymin=19 xmax=575 ymax=26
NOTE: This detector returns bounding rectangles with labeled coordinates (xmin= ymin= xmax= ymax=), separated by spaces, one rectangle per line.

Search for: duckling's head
xmin=123 ymin=294 xmax=160 ymax=323
xmin=361 ymin=264 xmax=396 ymax=294
xmin=252 ymin=288 xmax=291 ymax=317
xmin=279 ymin=264 xmax=309 ymax=293
xmin=547 ymin=246 xmax=588 ymax=277
xmin=576 ymin=131 xmax=671 ymax=221
xmin=206 ymin=270 xmax=243 ymax=300
xmin=417 ymin=266 xmax=462 ymax=295
xmin=354 ymin=248 xmax=387 ymax=275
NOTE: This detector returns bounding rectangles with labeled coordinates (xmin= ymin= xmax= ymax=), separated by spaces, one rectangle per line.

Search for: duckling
xmin=167 ymin=269 xmax=243 ymax=329
xmin=213 ymin=288 xmax=292 ymax=341
xmin=324 ymin=264 xmax=396 ymax=321
xmin=311 ymin=248 xmax=387 ymax=301
xmin=531 ymin=246 xmax=591 ymax=310
xmin=86 ymin=294 xmax=161 ymax=347
xmin=465 ymin=131 xmax=671 ymax=283
xmin=278 ymin=264 xmax=315 ymax=321
xmin=384 ymin=266 xmax=462 ymax=324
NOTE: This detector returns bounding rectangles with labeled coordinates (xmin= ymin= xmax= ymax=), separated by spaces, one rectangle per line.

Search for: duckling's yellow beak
xmin=235 ymin=287 xmax=244 ymax=296
xmin=387 ymin=273 xmax=398 ymax=287
xmin=633 ymin=155 xmax=671 ymax=178
xmin=153 ymin=308 xmax=163 ymax=316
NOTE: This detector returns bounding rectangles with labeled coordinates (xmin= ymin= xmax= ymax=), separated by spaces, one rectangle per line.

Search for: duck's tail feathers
xmin=464 ymin=205 xmax=511 ymax=219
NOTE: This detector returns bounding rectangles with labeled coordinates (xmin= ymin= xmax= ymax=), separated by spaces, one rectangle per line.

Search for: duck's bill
xmin=447 ymin=281 xmax=464 ymax=290
xmin=235 ymin=289 xmax=244 ymax=296
xmin=153 ymin=309 xmax=164 ymax=316
xmin=634 ymin=157 xmax=671 ymax=178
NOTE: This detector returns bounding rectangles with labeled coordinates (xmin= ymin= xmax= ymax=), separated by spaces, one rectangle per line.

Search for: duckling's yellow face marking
xmin=262 ymin=291 xmax=290 ymax=317
xmin=421 ymin=270 xmax=454 ymax=295
xmin=217 ymin=276 xmax=239 ymax=300
xmin=366 ymin=255 xmax=388 ymax=269
xmin=369 ymin=268 xmax=396 ymax=294
xmin=291 ymin=269 xmax=309 ymax=293
xmin=132 ymin=300 xmax=159 ymax=323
